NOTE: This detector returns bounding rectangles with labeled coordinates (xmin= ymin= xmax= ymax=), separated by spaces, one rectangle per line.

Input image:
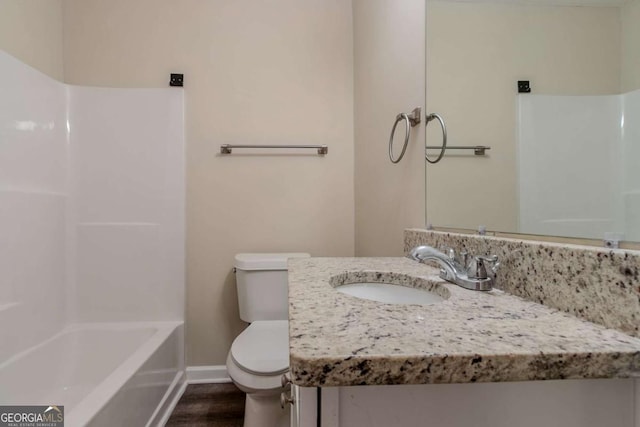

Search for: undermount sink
xmin=336 ymin=282 xmax=445 ymax=305
xmin=330 ymin=271 xmax=450 ymax=305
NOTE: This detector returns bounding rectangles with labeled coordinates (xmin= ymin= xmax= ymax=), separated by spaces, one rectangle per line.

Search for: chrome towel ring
xmin=425 ymin=113 xmax=447 ymax=164
xmin=389 ymin=107 xmax=421 ymax=164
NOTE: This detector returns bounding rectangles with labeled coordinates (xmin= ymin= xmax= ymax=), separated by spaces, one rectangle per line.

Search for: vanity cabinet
xmin=294 ymin=379 xmax=639 ymax=427
xmin=288 ymin=257 xmax=640 ymax=427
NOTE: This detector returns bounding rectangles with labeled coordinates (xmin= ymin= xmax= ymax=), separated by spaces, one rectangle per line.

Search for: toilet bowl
xmin=226 ymin=253 xmax=310 ymax=427
xmin=226 ymin=320 xmax=290 ymax=427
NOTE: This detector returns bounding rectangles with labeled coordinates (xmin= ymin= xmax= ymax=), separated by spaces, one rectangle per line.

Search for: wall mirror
xmin=425 ymin=0 xmax=640 ymax=244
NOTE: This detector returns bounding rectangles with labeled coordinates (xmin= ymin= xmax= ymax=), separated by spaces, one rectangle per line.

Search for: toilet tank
xmin=234 ymin=253 xmax=310 ymax=322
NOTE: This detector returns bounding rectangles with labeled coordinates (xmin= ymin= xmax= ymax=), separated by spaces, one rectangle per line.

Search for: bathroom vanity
xmin=286 ymin=232 xmax=640 ymax=427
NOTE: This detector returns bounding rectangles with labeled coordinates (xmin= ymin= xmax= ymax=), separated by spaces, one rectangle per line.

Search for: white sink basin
xmin=336 ymin=282 xmax=445 ymax=305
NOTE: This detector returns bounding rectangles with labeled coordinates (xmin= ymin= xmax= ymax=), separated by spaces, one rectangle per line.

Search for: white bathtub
xmin=0 ymin=321 xmax=184 ymax=427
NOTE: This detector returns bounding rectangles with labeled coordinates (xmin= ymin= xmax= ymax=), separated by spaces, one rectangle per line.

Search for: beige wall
xmin=63 ymin=0 xmax=355 ymax=365
xmin=353 ymin=0 xmax=426 ymax=257
xmin=425 ymin=2 xmax=621 ymax=232
xmin=622 ymin=0 xmax=640 ymax=92
xmin=0 ymin=0 xmax=64 ymax=80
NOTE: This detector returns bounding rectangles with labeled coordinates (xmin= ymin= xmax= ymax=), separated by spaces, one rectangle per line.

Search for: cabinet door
xmin=335 ymin=380 xmax=635 ymax=427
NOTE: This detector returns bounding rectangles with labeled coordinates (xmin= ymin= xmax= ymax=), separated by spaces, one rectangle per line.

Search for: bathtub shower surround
xmin=69 ymin=85 xmax=184 ymax=323
xmin=0 ymin=52 xmax=68 ymax=365
xmin=404 ymin=229 xmax=640 ymax=338
xmin=0 ymin=51 xmax=185 ymax=425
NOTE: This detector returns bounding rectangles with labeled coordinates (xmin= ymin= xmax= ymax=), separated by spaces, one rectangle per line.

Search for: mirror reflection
xmin=425 ymin=0 xmax=640 ymax=242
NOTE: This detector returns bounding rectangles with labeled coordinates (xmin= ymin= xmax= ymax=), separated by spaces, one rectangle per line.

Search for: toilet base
xmin=243 ymin=392 xmax=290 ymax=427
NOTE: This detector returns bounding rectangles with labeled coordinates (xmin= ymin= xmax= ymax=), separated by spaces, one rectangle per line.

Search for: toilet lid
xmin=231 ymin=320 xmax=289 ymax=376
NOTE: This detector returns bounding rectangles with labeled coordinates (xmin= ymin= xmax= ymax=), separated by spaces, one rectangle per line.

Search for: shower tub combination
xmin=0 ymin=322 xmax=184 ymax=426
xmin=0 ymin=51 xmax=186 ymax=426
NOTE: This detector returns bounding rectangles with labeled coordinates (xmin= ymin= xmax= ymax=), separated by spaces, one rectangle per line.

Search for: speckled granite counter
xmin=288 ymin=257 xmax=640 ymax=387
xmin=405 ymin=229 xmax=640 ymax=338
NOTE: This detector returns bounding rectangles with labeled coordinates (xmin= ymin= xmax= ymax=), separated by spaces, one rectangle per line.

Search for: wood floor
xmin=166 ymin=383 xmax=246 ymax=427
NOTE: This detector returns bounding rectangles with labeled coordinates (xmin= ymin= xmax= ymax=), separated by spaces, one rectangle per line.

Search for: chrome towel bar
xmin=426 ymin=145 xmax=491 ymax=156
xmin=220 ymin=144 xmax=328 ymax=155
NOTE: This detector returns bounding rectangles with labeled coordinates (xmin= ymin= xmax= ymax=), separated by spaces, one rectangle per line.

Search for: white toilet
xmin=226 ymin=253 xmax=310 ymax=427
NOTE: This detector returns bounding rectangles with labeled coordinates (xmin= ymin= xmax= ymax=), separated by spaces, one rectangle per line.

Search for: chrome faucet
xmin=407 ymin=245 xmax=498 ymax=291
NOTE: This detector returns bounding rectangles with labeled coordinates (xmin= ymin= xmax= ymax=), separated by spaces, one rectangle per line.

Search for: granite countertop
xmin=287 ymin=257 xmax=640 ymax=387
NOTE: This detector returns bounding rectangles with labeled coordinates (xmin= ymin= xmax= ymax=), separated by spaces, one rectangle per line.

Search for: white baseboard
xmin=186 ymin=365 xmax=231 ymax=384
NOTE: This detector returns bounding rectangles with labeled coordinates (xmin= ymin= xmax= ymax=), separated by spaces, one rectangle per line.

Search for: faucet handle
xmin=467 ymin=256 xmax=489 ymax=280
xmin=458 ymin=250 xmax=470 ymax=267
xmin=439 ymin=247 xmax=471 ymax=267
xmin=439 ymin=246 xmax=456 ymax=261
xmin=475 ymin=255 xmax=500 ymax=274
